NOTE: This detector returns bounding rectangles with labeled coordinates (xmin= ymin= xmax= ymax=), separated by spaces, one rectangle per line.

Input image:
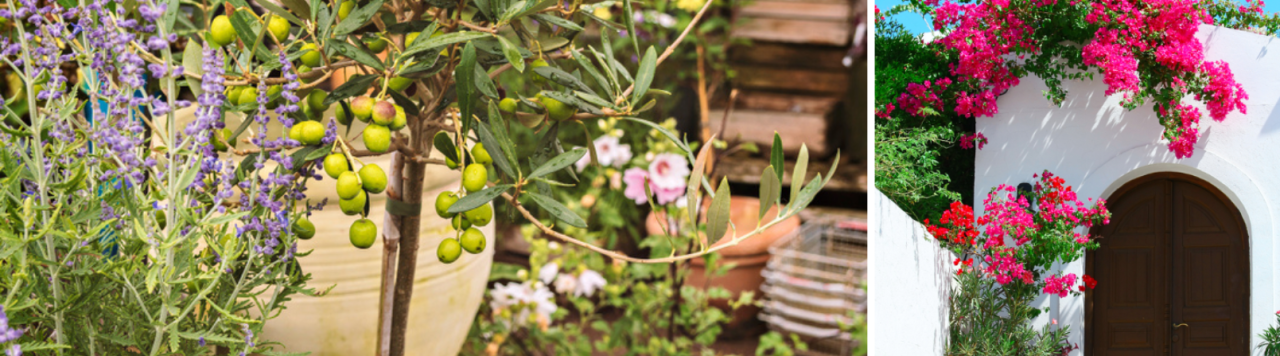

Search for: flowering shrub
xmin=0 ymin=0 xmax=837 ymax=351
xmin=880 ymin=0 xmax=1258 ymax=159
xmin=925 ymin=171 xmax=1109 ymax=354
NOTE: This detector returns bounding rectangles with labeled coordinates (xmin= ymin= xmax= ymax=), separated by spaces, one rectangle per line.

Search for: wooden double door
xmin=1087 ymin=173 xmax=1249 ymax=356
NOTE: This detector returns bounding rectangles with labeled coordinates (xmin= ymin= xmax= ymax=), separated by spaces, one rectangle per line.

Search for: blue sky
xmin=876 ymin=0 xmax=1280 ymax=35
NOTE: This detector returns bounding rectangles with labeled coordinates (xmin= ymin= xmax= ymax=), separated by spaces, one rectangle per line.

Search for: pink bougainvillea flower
xmin=960 ymin=132 xmax=988 ymax=150
xmin=1200 ymin=61 xmax=1248 ymax=122
xmin=575 ymin=135 xmax=633 ymax=171
xmin=1043 ymin=273 xmax=1078 ymax=297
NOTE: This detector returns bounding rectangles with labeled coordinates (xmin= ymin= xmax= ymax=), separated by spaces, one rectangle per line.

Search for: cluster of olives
xmin=335 ymin=95 xmax=407 ymax=154
xmin=321 ymin=150 xmax=388 ymax=249
xmin=432 ymin=140 xmax=494 ymax=263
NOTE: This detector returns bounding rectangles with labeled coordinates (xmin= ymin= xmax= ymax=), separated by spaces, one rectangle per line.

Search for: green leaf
xmin=771 ymin=133 xmax=784 ymax=185
xmin=533 ymin=13 xmax=584 ymax=31
xmin=334 ymin=0 xmax=384 ymax=36
xmin=622 ymin=0 xmax=639 ymax=54
xmin=229 ymin=12 xmax=271 ymax=61
xmin=486 ymin=102 xmax=520 ymax=173
xmin=759 ymin=165 xmax=780 ymax=220
xmin=474 ymin=65 xmax=499 ymax=99
xmin=447 ymin=185 xmax=511 ymax=214
xmin=528 ymin=147 xmax=586 ymax=179
xmin=510 ymin=0 xmax=558 ymax=20
xmin=328 ymin=39 xmax=386 ymax=71
xmin=163 ymin=0 xmax=181 ymax=38
xmin=182 ymin=38 xmax=205 ymax=97
xmin=324 ymin=74 xmax=378 ymax=105
xmin=685 ymin=136 xmax=713 ymax=226
xmin=790 ymin=144 xmax=808 ymax=207
xmin=433 ymin=131 xmax=459 ymax=163
xmin=524 ymin=191 xmax=587 ymax=228
xmin=474 ymin=109 xmax=518 ymax=177
xmin=533 ymin=66 xmax=596 ymax=95
xmin=497 ymin=36 xmax=526 ymax=73
xmin=458 ymin=41 xmax=478 ymax=132
xmin=402 ymin=31 xmax=490 ymax=58
xmin=572 ymin=49 xmax=613 ymax=97
xmin=631 ymin=46 xmax=656 ymax=105
xmin=706 ymin=178 xmax=732 ymax=244
xmin=788 ymin=174 xmax=824 ymax=213
xmin=574 ymin=90 xmax=612 ymax=108
xmin=259 ymin=0 xmax=304 ymax=26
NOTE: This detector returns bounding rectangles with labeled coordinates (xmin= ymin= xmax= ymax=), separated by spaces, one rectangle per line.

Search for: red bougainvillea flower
xmin=1079 ymin=274 xmax=1098 ymax=291
xmin=923 ymin=171 xmax=1110 ymax=297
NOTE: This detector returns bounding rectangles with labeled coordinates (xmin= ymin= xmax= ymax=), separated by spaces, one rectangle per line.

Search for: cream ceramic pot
xmin=167 ymin=107 xmax=492 ymax=355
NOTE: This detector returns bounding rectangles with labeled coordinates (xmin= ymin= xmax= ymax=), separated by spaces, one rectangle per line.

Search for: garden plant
xmin=924 ymin=171 xmax=1109 ymax=355
xmin=0 ymin=0 xmax=841 ymax=353
xmin=874 ymin=0 xmax=1276 ymax=219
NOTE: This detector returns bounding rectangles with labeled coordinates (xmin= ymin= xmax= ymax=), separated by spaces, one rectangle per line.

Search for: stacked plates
xmin=760 ymin=219 xmax=867 ymax=355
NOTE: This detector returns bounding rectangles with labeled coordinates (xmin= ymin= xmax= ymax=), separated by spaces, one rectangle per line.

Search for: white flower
xmin=488 ymin=281 xmax=559 ymax=328
xmin=576 ymin=135 xmax=633 ymax=171
xmin=539 ymin=262 xmax=559 ymax=284
xmin=553 ymin=273 xmax=577 ymax=295
xmin=648 ymin=153 xmax=690 ymax=189
xmin=574 ymin=270 xmax=607 ymax=298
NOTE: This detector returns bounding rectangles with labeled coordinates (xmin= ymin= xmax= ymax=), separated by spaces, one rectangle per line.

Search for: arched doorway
xmin=1086 ymin=172 xmax=1249 ymax=355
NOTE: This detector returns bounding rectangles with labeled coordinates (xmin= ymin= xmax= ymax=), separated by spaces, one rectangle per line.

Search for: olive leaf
xmin=789 ymin=144 xmax=809 ymax=208
xmin=328 ymin=39 xmax=385 ymax=71
xmin=705 ymin=178 xmax=732 ymax=247
xmin=259 ymin=0 xmax=304 ymax=26
xmin=458 ymin=43 xmax=478 ymax=134
xmin=528 ymin=147 xmax=586 ymax=180
xmin=402 ymin=31 xmax=490 ymax=58
xmin=433 ymin=131 xmax=459 ymax=163
xmin=474 ymin=65 xmax=499 ymax=99
xmin=473 ymin=107 xmax=518 ymax=177
xmin=771 ymin=132 xmax=785 ymax=184
xmin=533 ymin=66 xmax=597 ymax=95
xmin=334 ymin=0 xmax=384 ymax=36
xmin=685 ymin=136 xmax=714 ymax=226
xmin=497 ymin=36 xmax=526 ymax=73
xmin=524 ymin=191 xmax=587 ymax=228
xmin=447 ymin=185 xmax=512 ymax=214
xmin=323 ymin=74 xmax=378 ymax=105
xmin=759 ymin=165 xmax=781 ymax=220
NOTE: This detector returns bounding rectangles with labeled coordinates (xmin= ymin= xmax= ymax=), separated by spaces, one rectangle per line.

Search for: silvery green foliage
xmin=0 ymin=0 xmax=323 ymax=354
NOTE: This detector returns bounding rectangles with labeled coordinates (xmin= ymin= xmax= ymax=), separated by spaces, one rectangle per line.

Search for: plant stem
xmin=388 ymin=128 xmax=435 ymax=356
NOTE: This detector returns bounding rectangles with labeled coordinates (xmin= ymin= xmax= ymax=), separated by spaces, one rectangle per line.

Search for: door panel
xmin=1171 ymin=181 xmax=1247 ymax=356
xmin=1092 ymin=181 xmax=1168 ymax=356
xmin=1088 ymin=175 xmax=1248 ymax=356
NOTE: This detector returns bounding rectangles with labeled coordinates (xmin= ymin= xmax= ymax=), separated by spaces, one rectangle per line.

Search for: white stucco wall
xmin=975 ymin=24 xmax=1280 ymax=355
xmin=869 ymin=189 xmax=954 ymax=355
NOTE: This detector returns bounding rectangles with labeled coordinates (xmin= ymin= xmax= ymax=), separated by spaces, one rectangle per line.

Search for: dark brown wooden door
xmin=1087 ymin=174 xmax=1248 ymax=356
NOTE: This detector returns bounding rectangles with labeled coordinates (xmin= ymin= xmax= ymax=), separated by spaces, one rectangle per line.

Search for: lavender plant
xmin=1 ymin=0 xmax=839 ymax=353
xmin=0 ymin=0 xmax=323 ymax=353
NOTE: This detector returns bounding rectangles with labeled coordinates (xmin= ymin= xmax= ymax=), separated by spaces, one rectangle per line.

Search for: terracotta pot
xmin=644 ymin=196 xmax=800 ymax=334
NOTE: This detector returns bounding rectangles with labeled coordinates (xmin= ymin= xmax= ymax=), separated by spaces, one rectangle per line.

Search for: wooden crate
xmin=733 ymin=1 xmax=852 ymax=46
xmin=708 ymin=109 xmax=828 ymax=156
